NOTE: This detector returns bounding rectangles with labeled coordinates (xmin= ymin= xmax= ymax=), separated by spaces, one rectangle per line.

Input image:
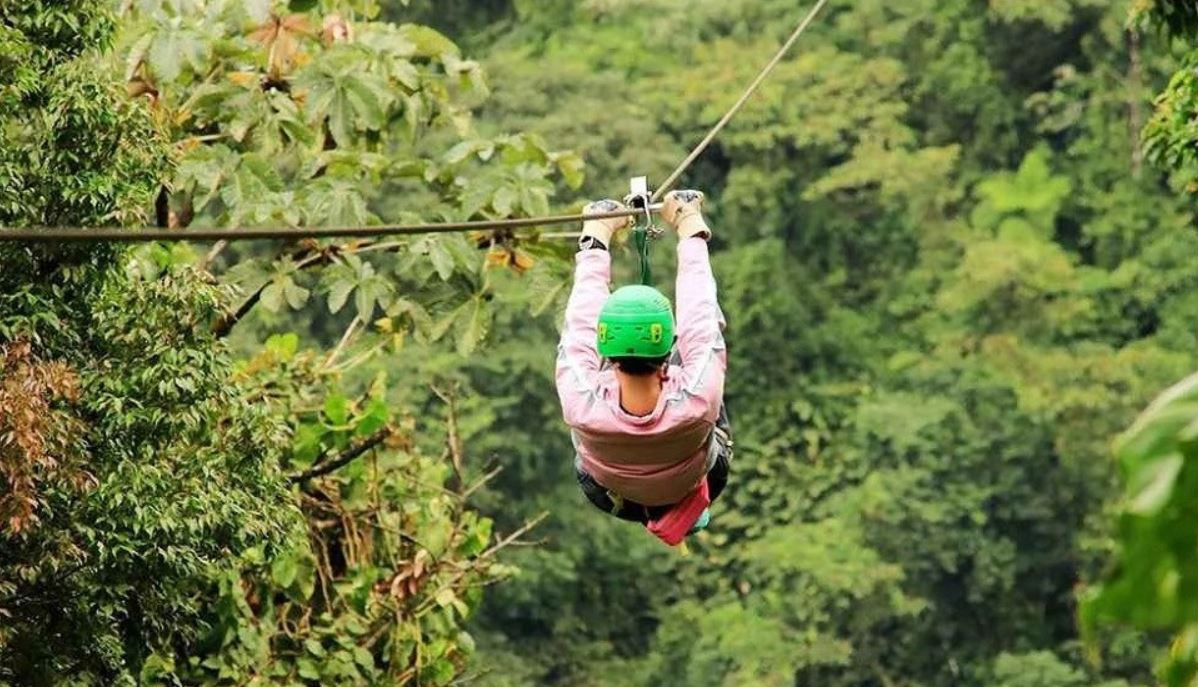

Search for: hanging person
xmin=556 ymin=190 xmax=732 ymax=547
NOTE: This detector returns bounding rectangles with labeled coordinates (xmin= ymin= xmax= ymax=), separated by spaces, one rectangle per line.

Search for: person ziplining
xmin=556 ymin=190 xmax=732 ymax=547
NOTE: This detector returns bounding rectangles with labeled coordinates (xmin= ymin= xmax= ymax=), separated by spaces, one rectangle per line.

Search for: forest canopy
xmin=3 ymin=0 xmax=1198 ymax=686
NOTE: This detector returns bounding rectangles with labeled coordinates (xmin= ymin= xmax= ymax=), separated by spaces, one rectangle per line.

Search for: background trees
xmin=3 ymin=0 xmax=1198 ymax=685
xmin=419 ymin=1 xmax=1198 ymax=685
xmin=2 ymin=1 xmax=568 ymax=684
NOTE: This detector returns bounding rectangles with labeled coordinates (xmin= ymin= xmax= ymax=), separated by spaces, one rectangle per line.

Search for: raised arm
xmin=663 ymin=191 xmax=726 ymax=400
xmin=555 ymin=201 xmax=631 ymax=421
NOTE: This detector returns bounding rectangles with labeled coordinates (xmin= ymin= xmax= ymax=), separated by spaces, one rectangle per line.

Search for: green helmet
xmin=597 ymin=285 xmax=675 ymax=359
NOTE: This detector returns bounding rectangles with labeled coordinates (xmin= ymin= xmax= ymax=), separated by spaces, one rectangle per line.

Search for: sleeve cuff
xmin=577 ymin=236 xmax=608 ymax=252
xmin=677 ymin=236 xmax=710 ymax=261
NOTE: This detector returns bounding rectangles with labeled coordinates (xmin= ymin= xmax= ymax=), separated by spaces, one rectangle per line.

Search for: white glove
xmin=580 ymin=199 xmax=633 ymax=247
xmin=661 ymin=190 xmax=711 ymax=240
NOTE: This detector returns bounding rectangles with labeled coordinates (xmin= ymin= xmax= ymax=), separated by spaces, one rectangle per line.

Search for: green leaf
xmin=457 ymin=631 xmax=476 ymax=655
xmin=429 ymin=658 xmax=455 ymax=686
xmin=327 ymin=279 xmax=354 ymax=314
xmin=324 ymin=394 xmax=350 ymax=426
xmin=289 ymin=0 xmax=319 ymax=10
xmin=292 ymin=423 xmax=325 ymax=465
xmin=260 ymin=282 xmax=284 ymax=312
xmin=284 ymin=280 xmax=311 ymax=310
xmin=353 ymin=646 xmax=375 ymax=671
xmin=429 ymin=240 xmax=454 ymax=281
xmin=434 ymin=588 xmax=456 ymax=607
xmin=356 ymin=398 xmax=390 ymax=436
xmin=304 ymin=638 xmax=325 ymax=657
xmin=492 ymin=187 xmax=517 ymax=216
xmin=355 ymin=284 xmax=378 ymax=322
xmin=553 ymin=151 xmax=586 ymax=190
xmin=393 ymin=59 xmax=420 ymax=90
xmin=305 ymin=180 xmax=371 ymax=226
xmin=148 ymin=23 xmax=207 ymax=82
xmin=297 ymin=658 xmax=320 ymax=680
xmin=293 ymin=554 xmax=316 ymax=602
xmin=271 ymin=554 xmax=298 ymax=588
xmin=458 ymin=517 xmax=491 ymax=557
xmin=298 ymin=52 xmax=393 ymax=148
xmin=1118 ymin=401 xmax=1198 ymax=472
xmin=125 ymin=33 xmax=153 ymax=82
xmin=265 ymin=333 xmax=299 ymax=361
xmin=1128 ymin=453 xmax=1184 ymax=515
xmin=444 ymin=140 xmax=485 ymax=165
xmin=400 ymin=25 xmax=458 ymax=58
xmin=457 ymin=297 xmax=490 ymax=355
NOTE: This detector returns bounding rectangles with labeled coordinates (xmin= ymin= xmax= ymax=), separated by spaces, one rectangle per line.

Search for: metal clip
xmin=625 ymin=176 xmax=664 ymax=239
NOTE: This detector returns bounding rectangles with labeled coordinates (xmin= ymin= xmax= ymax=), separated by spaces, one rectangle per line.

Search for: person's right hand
xmin=661 ymin=190 xmax=711 ymax=240
xmin=581 ymin=199 xmax=633 ymax=247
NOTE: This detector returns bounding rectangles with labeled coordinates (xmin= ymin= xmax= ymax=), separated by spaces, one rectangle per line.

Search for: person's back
xmin=556 ymin=191 xmax=730 ymax=543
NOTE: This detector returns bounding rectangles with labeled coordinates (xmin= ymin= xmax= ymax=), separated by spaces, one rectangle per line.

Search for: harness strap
xmin=633 ymin=224 xmax=653 ymax=285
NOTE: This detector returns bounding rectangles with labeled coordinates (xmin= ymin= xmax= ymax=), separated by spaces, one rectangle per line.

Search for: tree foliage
xmin=5 ymin=0 xmax=1198 ymax=685
xmin=433 ymin=1 xmax=1198 ymax=686
xmin=1 ymin=1 xmax=560 ymax=684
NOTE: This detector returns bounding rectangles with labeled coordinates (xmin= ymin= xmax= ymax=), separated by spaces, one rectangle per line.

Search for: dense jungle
xmin=5 ymin=1 xmax=1198 ymax=685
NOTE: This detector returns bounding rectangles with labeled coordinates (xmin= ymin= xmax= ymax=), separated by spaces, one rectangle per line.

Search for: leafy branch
xmin=290 ymin=427 xmax=394 ymax=483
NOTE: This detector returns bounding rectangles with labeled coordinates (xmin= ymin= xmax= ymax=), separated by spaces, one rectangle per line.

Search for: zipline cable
xmin=0 ymin=0 xmax=830 ymax=244
xmin=651 ymin=0 xmax=830 ymax=202
xmin=0 ymin=210 xmax=642 ymax=244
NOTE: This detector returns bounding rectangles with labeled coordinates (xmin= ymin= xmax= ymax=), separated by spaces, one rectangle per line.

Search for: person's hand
xmin=661 ymin=190 xmax=711 ymax=240
xmin=581 ymin=199 xmax=633 ymax=247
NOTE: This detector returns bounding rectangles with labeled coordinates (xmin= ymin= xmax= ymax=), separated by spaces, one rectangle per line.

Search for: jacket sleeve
xmin=556 ymin=249 xmax=611 ymax=425
xmin=674 ymin=238 xmax=726 ymax=410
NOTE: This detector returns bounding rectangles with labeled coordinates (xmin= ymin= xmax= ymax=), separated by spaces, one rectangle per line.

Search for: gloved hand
xmin=580 ymin=199 xmax=633 ymax=248
xmin=661 ymin=190 xmax=711 ymax=240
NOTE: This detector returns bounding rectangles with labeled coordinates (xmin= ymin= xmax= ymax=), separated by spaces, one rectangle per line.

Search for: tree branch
xmin=1127 ymin=29 xmax=1145 ymax=177
xmin=411 ymin=511 xmax=549 ymax=616
xmin=213 ymin=287 xmax=265 ymax=338
xmin=200 ymin=239 xmax=228 ymax=272
xmin=432 ymin=384 xmax=465 ymax=493
xmin=461 ymin=464 xmax=503 ymax=500
xmin=322 ymin=316 xmax=361 ymax=370
xmin=212 ymin=238 xmax=407 ymax=338
xmin=213 ymin=247 xmax=325 ymax=338
xmin=290 ymin=427 xmax=393 ymax=483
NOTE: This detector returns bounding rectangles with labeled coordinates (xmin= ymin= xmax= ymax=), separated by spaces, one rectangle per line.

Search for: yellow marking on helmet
xmin=650 ymin=323 xmax=663 ymax=343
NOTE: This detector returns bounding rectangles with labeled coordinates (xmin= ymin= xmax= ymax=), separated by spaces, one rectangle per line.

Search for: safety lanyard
xmin=626 ymin=176 xmax=663 ymax=286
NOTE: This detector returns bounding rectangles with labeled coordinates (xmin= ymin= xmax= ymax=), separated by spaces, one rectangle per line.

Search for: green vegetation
xmin=3 ymin=0 xmax=1198 ymax=685
xmin=2 ymin=1 xmax=565 ymax=684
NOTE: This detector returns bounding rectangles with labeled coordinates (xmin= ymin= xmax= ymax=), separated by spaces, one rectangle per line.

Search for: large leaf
xmin=303 ymin=179 xmax=371 ymax=227
xmin=147 ymin=20 xmax=208 ymax=82
xmin=297 ymin=47 xmax=393 ymax=148
xmin=399 ymin=24 xmax=458 ymax=58
xmin=456 ymin=297 xmax=490 ymax=355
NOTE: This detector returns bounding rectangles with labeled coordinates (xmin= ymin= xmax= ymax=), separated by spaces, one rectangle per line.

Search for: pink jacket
xmin=556 ymin=238 xmax=727 ymax=506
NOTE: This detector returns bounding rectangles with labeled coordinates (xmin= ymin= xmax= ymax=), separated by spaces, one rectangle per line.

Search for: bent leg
xmin=707 ymin=403 xmax=734 ymax=502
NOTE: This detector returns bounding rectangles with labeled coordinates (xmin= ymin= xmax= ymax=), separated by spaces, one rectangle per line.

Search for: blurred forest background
xmin=5 ymin=0 xmax=1198 ymax=685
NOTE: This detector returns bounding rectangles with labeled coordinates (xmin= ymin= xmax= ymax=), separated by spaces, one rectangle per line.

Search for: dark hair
xmin=611 ymin=355 xmax=670 ymax=377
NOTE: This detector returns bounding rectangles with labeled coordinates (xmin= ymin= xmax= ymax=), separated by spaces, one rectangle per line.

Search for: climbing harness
xmin=0 ymin=0 xmax=830 ymax=245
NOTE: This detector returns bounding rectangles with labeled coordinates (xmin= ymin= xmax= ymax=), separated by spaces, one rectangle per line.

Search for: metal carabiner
xmin=626 ymin=176 xmax=664 ymax=239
